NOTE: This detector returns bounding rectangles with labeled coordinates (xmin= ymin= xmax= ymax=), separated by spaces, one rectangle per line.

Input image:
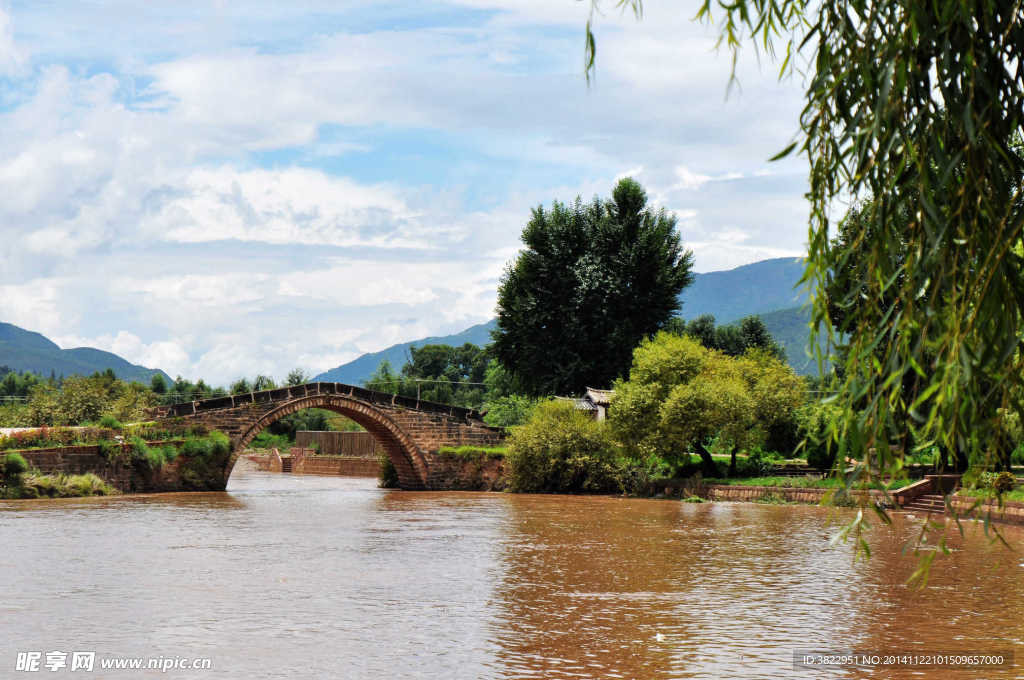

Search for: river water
xmin=2 ymin=463 xmax=1022 ymax=679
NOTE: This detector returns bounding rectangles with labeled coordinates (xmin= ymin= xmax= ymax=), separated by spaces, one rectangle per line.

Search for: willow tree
xmin=588 ymin=1 xmax=1023 ymax=496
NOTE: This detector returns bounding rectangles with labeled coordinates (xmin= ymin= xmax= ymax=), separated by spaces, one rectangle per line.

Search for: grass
xmin=438 ymin=445 xmax=507 ymax=459
xmin=250 ymin=432 xmax=291 ymax=450
xmin=6 ymin=472 xmax=117 ymax=498
xmin=957 ymin=487 xmax=1024 ymax=503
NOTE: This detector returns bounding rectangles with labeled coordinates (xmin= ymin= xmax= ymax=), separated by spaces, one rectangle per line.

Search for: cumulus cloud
xmin=0 ymin=2 xmax=811 ymax=384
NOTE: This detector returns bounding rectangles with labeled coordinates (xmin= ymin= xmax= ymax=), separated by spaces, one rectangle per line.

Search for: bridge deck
xmin=154 ymin=382 xmax=483 ymax=421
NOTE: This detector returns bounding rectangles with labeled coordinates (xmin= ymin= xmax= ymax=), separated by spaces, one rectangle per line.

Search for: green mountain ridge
xmin=0 ymin=322 xmax=173 ymax=384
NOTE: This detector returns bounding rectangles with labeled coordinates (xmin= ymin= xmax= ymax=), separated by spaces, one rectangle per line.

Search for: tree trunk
xmin=696 ymin=441 xmax=719 ymax=477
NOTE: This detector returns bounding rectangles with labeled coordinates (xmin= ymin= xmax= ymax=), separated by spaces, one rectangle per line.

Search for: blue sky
xmin=0 ymin=1 xmax=808 ymax=385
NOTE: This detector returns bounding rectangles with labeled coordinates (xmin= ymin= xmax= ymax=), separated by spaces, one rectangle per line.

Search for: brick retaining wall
xmin=705 ymin=484 xmax=888 ymax=505
xmin=295 ymin=455 xmax=380 ymax=477
xmin=950 ymin=496 xmax=1024 ymax=525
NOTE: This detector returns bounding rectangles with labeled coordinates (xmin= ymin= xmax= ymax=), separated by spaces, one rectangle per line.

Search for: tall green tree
xmin=493 ymin=178 xmax=694 ymax=396
xmin=666 ymin=314 xmax=785 ymax=360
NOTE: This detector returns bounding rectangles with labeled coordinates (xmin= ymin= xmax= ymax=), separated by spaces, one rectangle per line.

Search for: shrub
xmin=98 ymin=415 xmax=123 ymax=430
xmin=1012 ymin=443 xmax=1024 ymax=466
xmin=177 ymin=431 xmax=232 ymax=491
xmin=797 ymin=401 xmax=843 ymax=470
xmin=251 ymin=431 xmax=291 ymax=450
xmin=378 ymin=453 xmax=399 ymax=488
xmin=994 ymin=471 xmax=1017 ymax=496
xmin=160 ymin=445 xmax=179 ymax=463
xmin=506 ymin=400 xmax=625 ymax=493
xmin=97 ymin=439 xmax=127 ymax=465
xmin=482 ymin=396 xmax=539 ymax=428
xmin=2 ymin=452 xmax=28 ymax=478
xmin=1 ymin=452 xmax=29 ymax=492
xmin=732 ymin=448 xmax=775 ymax=478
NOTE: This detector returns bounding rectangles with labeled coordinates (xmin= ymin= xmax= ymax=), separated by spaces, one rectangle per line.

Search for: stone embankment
xmin=8 ymin=440 xmax=207 ymax=493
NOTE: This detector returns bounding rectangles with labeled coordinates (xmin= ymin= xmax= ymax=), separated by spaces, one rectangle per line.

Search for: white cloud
xmin=0 ymin=2 xmax=812 ymax=386
xmin=0 ymin=7 xmax=25 ymax=76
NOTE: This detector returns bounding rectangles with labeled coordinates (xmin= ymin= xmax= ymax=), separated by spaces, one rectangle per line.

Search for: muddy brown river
xmin=1 ymin=464 xmax=1022 ymax=679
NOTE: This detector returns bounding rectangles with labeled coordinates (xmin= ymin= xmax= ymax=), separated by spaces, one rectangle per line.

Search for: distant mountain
xmin=0 ymin=322 xmax=172 ymax=384
xmin=314 ymin=320 xmax=498 ymax=384
xmin=755 ymin=306 xmax=830 ymax=376
xmin=315 ymin=257 xmax=818 ymax=385
xmin=681 ymin=257 xmax=808 ymax=323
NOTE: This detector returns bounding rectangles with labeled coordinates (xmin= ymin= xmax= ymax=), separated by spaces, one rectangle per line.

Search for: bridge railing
xmin=156 ymin=382 xmax=484 ymax=422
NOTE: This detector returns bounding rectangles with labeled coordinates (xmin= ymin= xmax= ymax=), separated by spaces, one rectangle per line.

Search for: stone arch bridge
xmin=149 ymin=382 xmax=505 ymax=490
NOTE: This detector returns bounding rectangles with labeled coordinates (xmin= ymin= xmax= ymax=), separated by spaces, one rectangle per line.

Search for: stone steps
xmin=902 ymin=493 xmax=947 ymax=513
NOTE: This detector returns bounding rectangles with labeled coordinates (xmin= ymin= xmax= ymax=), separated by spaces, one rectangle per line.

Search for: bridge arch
xmin=230 ymin=394 xmax=429 ymax=489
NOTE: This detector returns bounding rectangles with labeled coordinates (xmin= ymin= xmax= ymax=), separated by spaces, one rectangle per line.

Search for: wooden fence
xmin=295 ymin=431 xmax=381 ymax=458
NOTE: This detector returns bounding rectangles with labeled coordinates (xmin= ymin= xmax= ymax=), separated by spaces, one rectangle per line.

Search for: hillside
xmin=754 ymin=306 xmax=830 ymax=376
xmin=314 ymin=320 xmax=497 ymax=384
xmin=315 ymin=258 xmax=819 ymax=384
xmin=680 ymin=257 xmax=808 ymax=322
xmin=0 ymin=322 xmax=172 ymax=384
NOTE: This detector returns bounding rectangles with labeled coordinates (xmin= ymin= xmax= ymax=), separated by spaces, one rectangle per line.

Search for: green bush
xmin=2 ymin=452 xmax=28 ymax=478
xmin=994 ymin=471 xmax=1017 ymax=495
xmin=160 ymin=445 xmax=179 ymax=463
xmin=1 ymin=452 xmax=29 ymax=493
xmin=1012 ymin=443 xmax=1024 ymax=466
xmin=98 ymin=415 xmax=123 ymax=430
xmin=177 ymin=431 xmax=232 ymax=491
xmin=797 ymin=401 xmax=843 ymax=470
xmin=732 ymin=449 xmax=775 ymax=478
xmin=250 ymin=431 xmax=291 ymax=450
xmin=378 ymin=453 xmax=399 ymax=488
xmin=97 ymin=439 xmax=124 ymax=463
xmin=506 ymin=400 xmax=626 ymax=494
xmin=482 ymin=396 xmax=539 ymax=428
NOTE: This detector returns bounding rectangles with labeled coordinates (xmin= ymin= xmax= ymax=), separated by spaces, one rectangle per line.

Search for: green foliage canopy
xmin=610 ymin=332 xmax=806 ymax=475
xmin=492 ymin=178 xmax=694 ymax=396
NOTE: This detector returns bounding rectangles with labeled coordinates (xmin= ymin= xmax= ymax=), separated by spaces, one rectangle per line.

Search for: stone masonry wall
xmin=14 ymin=441 xmax=192 ymax=493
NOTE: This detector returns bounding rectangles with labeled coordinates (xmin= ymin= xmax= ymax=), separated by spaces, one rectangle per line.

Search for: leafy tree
xmin=365 ymin=346 xmax=490 ymax=409
xmin=267 ymin=408 xmax=333 ymax=440
xmin=667 ymin=314 xmax=785 ymax=360
xmin=610 ymin=332 xmax=805 ymax=475
xmin=286 ymin=368 xmax=309 ymax=386
xmin=150 ymin=374 xmax=167 ymax=395
xmin=364 ymin=360 xmax=400 ymax=392
xmin=252 ymin=375 xmax=276 ymax=391
xmin=229 ymin=378 xmax=252 ymax=395
xmin=493 ymin=177 xmax=694 ymax=396
xmin=482 ymin=395 xmax=539 ymax=428
xmin=0 ymin=370 xmax=40 ymax=398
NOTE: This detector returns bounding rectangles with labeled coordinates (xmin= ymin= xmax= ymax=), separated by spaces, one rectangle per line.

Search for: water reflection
xmin=0 ymin=467 xmax=1020 ymax=679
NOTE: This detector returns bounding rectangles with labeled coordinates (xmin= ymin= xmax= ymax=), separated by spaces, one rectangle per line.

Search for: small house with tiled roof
xmin=557 ymin=387 xmax=615 ymax=421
